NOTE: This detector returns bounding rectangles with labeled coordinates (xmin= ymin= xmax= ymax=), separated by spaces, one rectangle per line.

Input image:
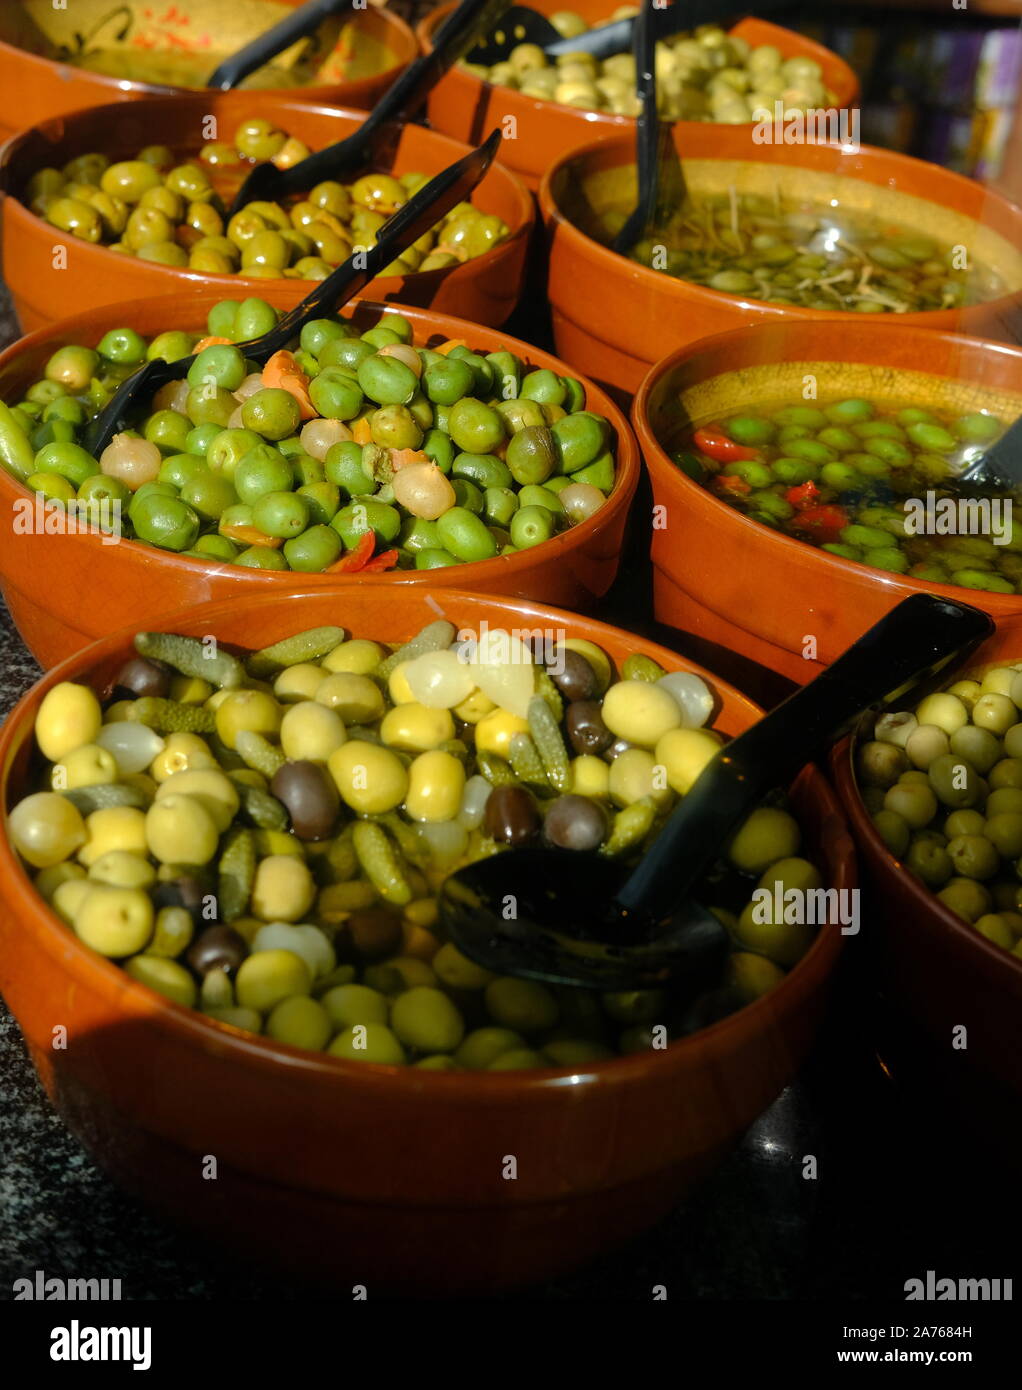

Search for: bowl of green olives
xmin=417 ymin=2 xmax=858 ymax=190
xmin=0 ymin=0 xmax=417 ymax=145
xmin=0 ymin=586 xmax=854 ymax=1291
xmin=833 ymin=628 xmax=1022 ymax=1098
xmin=632 ymin=318 xmax=1022 ymax=686
xmin=540 ymin=123 xmax=1022 ymax=394
xmin=0 ymin=288 xmax=638 ymax=668
xmin=0 ymin=92 xmax=533 ymax=332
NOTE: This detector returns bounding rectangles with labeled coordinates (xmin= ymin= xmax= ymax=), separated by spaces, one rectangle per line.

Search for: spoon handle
xmin=615 ymin=594 xmax=994 ymax=920
xmin=206 ymin=0 xmax=345 ymax=91
xmin=611 ymin=0 xmax=658 ymax=256
xmin=545 ymin=0 xmax=799 ymax=61
xmin=257 ymin=0 xmax=511 ymax=200
xmin=957 ymin=413 xmax=1022 ymax=490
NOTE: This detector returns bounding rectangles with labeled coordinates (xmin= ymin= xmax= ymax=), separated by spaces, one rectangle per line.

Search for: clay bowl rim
xmin=0 ymin=3 xmax=418 ymax=108
xmin=0 ymin=586 xmax=851 ymax=1098
xmin=631 ymin=321 xmax=1022 ymax=618
xmin=538 ymin=129 xmax=1022 ymax=329
xmin=0 ymin=291 xmax=638 ymax=588
xmin=831 ymin=730 xmax=1022 ymax=984
xmin=416 ymin=8 xmax=859 ymax=135
xmin=0 ymin=94 xmax=536 ymax=302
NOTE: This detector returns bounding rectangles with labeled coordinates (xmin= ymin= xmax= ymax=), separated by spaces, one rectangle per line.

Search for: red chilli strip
xmin=692 ymin=426 xmax=761 ymax=463
xmin=785 ymin=480 xmax=821 ymax=510
xmin=711 ymin=474 xmax=752 ymax=497
xmin=789 ymin=504 xmax=849 ymax=544
xmin=326 ymin=530 xmax=376 ymax=573
xmin=361 ymin=549 xmax=400 ymax=573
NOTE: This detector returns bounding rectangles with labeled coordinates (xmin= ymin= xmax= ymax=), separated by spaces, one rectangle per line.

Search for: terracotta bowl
xmin=0 ymin=587 xmax=854 ymax=1292
xmin=0 ymin=291 xmax=638 ymax=668
xmin=540 ymin=126 xmax=1022 ymax=396
xmin=417 ymin=2 xmax=859 ymax=191
xmin=0 ymin=93 xmax=534 ymax=333
xmin=831 ymin=620 xmax=1022 ymax=1097
xmin=632 ymin=321 xmax=1022 ymax=686
xmin=0 ymin=0 xmax=416 ymax=145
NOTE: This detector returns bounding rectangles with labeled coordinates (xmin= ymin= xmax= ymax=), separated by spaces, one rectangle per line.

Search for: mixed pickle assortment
xmin=7 ymin=621 xmax=823 ymax=1068
xmin=0 ymin=298 xmax=615 ymax=571
xmin=23 ymin=117 xmax=509 ymax=280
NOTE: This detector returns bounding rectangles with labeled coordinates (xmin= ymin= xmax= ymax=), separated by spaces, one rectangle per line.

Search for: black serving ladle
xmin=955 ymin=414 xmax=1022 ymax=491
xmin=83 ymin=130 xmax=501 ymax=457
xmin=467 ymin=0 xmax=793 ymax=67
xmin=612 ymin=0 xmax=683 ymax=257
xmin=440 ymin=593 xmax=994 ymax=990
xmin=207 ymin=0 xmax=347 ymax=91
xmin=228 ymin=0 xmax=511 ymax=213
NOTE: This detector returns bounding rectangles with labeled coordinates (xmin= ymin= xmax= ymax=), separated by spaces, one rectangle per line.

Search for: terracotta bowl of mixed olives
xmin=417 ymin=1 xmax=858 ymax=190
xmin=0 ymin=92 xmax=534 ymax=333
xmin=831 ymin=621 xmax=1022 ymax=1097
xmin=632 ymin=319 xmax=1022 ymax=684
xmin=540 ymin=125 xmax=1022 ymax=395
xmin=0 ymin=586 xmax=854 ymax=1291
xmin=0 ymin=288 xmax=639 ymax=667
xmin=0 ymin=0 xmax=416 ymax=145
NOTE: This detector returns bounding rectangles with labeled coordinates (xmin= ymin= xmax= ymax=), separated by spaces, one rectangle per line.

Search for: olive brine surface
xmin=8 ymin=622 xmax=824 ymax=1069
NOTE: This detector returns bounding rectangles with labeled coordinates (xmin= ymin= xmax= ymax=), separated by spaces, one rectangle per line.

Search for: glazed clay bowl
xmin=0 ymin=291 xmax=639 ymax=669
xmin=0 ymin=587 xmax=854 ymax=1293
xmin=632 ymin=321 xmax=1022 ymax=685
xmin=417 ymin=3 xmax=858 ymax=191
xmin=832 ymin=620 xmax=1022 ymax=1097
xmin=0 ymin=93 xmax=534 ymax=333
xmin=540 ymin=126 xmax=1022 ymax=395
xmin=0 ymin=0 xmax=416 ymax=145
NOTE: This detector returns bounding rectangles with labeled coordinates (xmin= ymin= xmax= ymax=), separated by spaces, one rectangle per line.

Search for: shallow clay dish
xmin=0 ymin=587 xmax=854 ymax=1292
xmin=632 ymin=320 xmax=1022 ymax=684
xmin=0 ymin=93 xmax=534 ymax=332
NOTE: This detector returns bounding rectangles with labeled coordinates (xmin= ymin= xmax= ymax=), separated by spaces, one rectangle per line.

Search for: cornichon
xmin=127 ymin=697 xmax=216 ymax=734
xmin=376 ymin=620 xmax=456 ymax=681
xmin=533 ymin=668 xmax=564 ymax=721
xmin=317 ymin=878 xmax=379 ymax=919
xmin=352 ymin=821 xmax=412 ymax=905
xmin=600 ymin=798 xmax=658 ymax=857
xmin=134 ymin=632 xmax=245 ymax=689
xmin=235 ymin=729 xmax=286 ymax=778
xmin=476 ymin=751 xmax=518 ymax=787
xmin=229 ymin=778 xmax=289 ymax=830
xmin=527 ymin=695 xmax=571 ymax=792
xmin=246 ymin=626 xmax=347 ymax=679
xmin=62 ymin=782 xmax=148 ymax=814
xmin=217 ymin=826 xmax=255 ymax=921
xmin=307 ymin=827 xmax=359 ymax=884
xmin=508 ymin=732 xmax=550 ymax=791
xmin=622 ymin=653 xmax=667 ymax=683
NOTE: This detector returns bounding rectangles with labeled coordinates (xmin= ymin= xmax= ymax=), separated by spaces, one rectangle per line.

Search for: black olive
xmin=113 ymin=656 xmax=172 ymax=699
xmin=549 ymin=649 xmax=598 ymax=701
xmin=483 ymin=785 xmax=539 ymax=846
xmin=186 ymin=925 xmax=249 ymax=977
xmin=565 ymin=700 xmax=613 ymax=755
xmin=543 ymin=794 xmax=608 ymax=852
xmin=152 ymin=874 xmax=207 ymax=926
xmin=270 ymin=760 xmax=341 ymax=840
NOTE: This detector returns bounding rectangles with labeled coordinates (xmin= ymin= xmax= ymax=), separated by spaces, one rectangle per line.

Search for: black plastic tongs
xmin=228 ymin=0 xmax=512 ymax=213
xmin=467 ymin=0 xmax=794 ymax=67
xmin=83 ymin=130 xmax=501 ymax=457
xmin=439 ymin=594 xmax=993 ymax=989
xmin=207 ymin=0 xmax=348 ymax=91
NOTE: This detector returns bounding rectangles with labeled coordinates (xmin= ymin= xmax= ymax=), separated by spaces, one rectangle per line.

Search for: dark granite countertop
xmin=0 ymin=285 xmax=1016 ymax=1304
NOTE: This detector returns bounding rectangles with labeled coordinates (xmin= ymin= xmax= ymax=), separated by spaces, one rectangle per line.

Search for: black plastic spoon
xmin=955 ymin=414 xmax=1022 ymax=491
xmin=207 ymin=0 xmax=347 ymax=91
xmin=228 ymin=0 xmax=511 ymax=213
xmin=467 ymin=0 xmax=794 ymax=66
xmin=441 ymin=593 xmax=994 ymax=990
xmin=82 ymin=130 xmax=501 ymax=457
xmin=613 ymin=0 xmax=683 ymax=257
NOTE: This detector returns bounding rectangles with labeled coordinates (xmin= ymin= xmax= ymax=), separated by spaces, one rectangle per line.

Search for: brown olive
xmin=152 ymin=874 xmax=207 ymax=925
xmin=186 ymin=924 xmax=249 ymax=976
xmin=345 ymin=908 xmax=404 ymax=959
xmin=565 ymin=699 xmax=613 ymax=755
xmin=483 ymin=785 xmax=539 ymax=846
xmin=113 ymin=655 xmax=172 ymax=699
xmin=550 ymin=649 xmax=598 ymax=702
xmin=543 ymin=794 xmax=607 ymax=851
xmin=270 ymin=760 xmax=341 ymax=840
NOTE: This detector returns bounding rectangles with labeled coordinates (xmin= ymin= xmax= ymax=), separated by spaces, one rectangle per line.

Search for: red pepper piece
xmin=711 ymin=474 xmax=752 ymax=497
xmin=693 ymin=425 xmax=761 ymax=463
xmin=326 ymin=530 xmax=375 ymax=573
xmin=361 ymin=548 xmax=400 ymax=572
xmin=785 ymin=480 xmax=821 ymax=511
xmin=789 ymin=503 xmax=849 ymax=544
